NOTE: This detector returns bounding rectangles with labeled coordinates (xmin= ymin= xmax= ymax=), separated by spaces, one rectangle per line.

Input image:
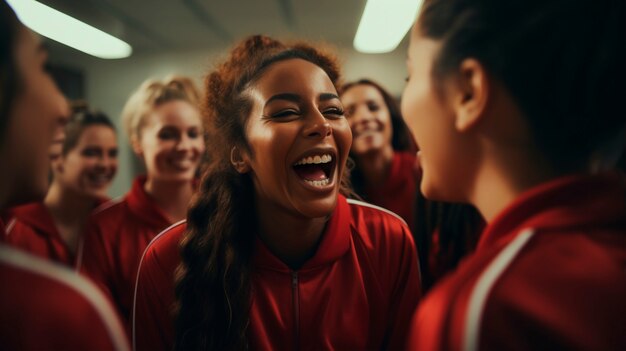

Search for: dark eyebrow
xmin=266 ymin=93 xmax=301 ymax=105
xmin=319 ymin=93 xmax=340 ymax=102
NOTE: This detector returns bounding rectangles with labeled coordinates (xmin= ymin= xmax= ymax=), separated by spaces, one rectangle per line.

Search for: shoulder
xmin=139 ymin=220 xmax=187 ymax=275
xmin=346 ymin=198 xmax=414 ymax=252
xmin=92 ymin=197 xmax=128 ymax=218
xmin=0 ymin=245 xmax=129 ymax=351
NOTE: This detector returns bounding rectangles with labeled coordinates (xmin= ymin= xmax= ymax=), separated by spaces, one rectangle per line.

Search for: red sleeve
xmin=133 ymin=231 xmax=180 ymax=351
xmin=0 ymin=245 xmax=130 ymax=351
xmin=385 ymin=224 xmax=422 ymax=350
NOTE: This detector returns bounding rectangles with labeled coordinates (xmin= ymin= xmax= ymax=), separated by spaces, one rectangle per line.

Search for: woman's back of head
xmin=417 ymin=0 xmax=626 ymax=172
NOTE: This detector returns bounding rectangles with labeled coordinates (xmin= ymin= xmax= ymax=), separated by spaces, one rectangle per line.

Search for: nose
xmin=353 ymin=105 xmax=375 ymax=124
xmin=176 ymin=134 xmax=193 ymax=151
xmin=302 ymin=109 xmax=332 ymax=139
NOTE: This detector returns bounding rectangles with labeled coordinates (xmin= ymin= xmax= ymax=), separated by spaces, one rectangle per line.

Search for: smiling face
xmin=240 ymin=58 xmax=352 ymax=219
xmin=341 ymin=84 xmax=394 ymax=157
xmin=134 ymin=100 xmax=205 ymax=183
xmin=3 ymin=28 xmax=68 ymax=205
xmin=53 ymin=125 xmax=118 ymax=198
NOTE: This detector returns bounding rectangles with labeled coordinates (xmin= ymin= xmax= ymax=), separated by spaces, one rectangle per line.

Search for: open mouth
xmin=292 ymin=153 xmax=336 ymax=188
xmin=87 ymin=173 xmax=114 ymax=187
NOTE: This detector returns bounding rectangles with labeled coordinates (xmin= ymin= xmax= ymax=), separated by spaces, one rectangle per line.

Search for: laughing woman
xmin=133 ymin=35 xmax=421 ymax=351
xmin=81 ymin=76 xmax=205 ymax=327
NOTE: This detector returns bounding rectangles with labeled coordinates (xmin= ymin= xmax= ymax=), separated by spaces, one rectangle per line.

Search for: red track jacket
xmin=407 ymin=173 xmax=626 ymax=350
xmin=134 ymin=195 xmax=421 ymax=350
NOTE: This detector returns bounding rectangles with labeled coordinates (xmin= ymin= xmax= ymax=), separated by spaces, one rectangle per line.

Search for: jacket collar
xmin=253 ymin=194 xmax=352 ymax=272
xmin=478 ymin=172 xmax=626 ymax=250
xmin=126 ymin=175 xmax=172 ymax=230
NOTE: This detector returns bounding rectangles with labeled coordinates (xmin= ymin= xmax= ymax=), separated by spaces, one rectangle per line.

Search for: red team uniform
xmin=133 ymin=195 xmax=421 ymax=351
xmin=363 ymin=151 xmax=418 ymax=230
xmin=0 ymin=219 xmax=129 ymax=351
xmin=80 ymin=176 xmax=172 ymax=325
xmin=4 ymin=200 xmax=107 ymax=267
xmin=407 ymin=173 xmax=626 ymax=351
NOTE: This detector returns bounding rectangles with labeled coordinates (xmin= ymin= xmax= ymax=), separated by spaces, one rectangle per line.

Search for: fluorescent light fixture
xmin=7 ymin=0 xmax=132 ymax=59
xmin=354 ymin=0 xmax=423 ymax=53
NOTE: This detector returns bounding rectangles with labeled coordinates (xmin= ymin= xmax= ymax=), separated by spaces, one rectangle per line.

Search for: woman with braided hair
xmin=133 ymin=35 xmax=421 ymax=350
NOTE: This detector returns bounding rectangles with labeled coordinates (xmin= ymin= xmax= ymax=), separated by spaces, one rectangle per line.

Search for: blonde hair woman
xmin=81 ymin=76 xmax=205 ymax=329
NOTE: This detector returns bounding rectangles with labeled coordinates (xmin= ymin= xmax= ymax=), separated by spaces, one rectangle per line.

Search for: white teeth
xmin=304 ymin=178 xmax=330 ymax=187
xmin=294 ymin=153 xmax=333 ymax=166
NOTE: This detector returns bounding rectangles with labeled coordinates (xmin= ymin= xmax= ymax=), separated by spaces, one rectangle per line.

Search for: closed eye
xmin=322 ymin=107 xmax=345 ymax=119
xmin=269 ymin=109 xmax=301 ymax=119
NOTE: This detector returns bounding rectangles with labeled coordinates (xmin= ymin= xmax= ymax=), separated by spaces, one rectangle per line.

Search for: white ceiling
xmin=39 ymin=0 xmax=370 ymax=56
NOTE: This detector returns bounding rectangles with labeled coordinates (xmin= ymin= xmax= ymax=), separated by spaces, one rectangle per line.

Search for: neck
xmin=355 ymin=146 xmax=395 ymax=186
xmin=470 ymin=146 xmax=559 ymax=222
xmin=255 ymin=199 xmax=328 ymax=270
xmin=44 ymin=181 xmax=99 ymax=254
xmin=144 ymin=178 xmax=194 ymax=223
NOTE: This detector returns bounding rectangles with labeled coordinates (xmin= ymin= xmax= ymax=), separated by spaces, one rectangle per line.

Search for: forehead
xmin=148 ymin=100 xmax=201 ymax=126
xmin=251 ymin=58 xmax=337 ymax=100
xmin=342 ymin=84 xmax=384 ymax=103
xmin=14 ymin=27 xmax=43 ymax=62
xmin=77 ymin=124 xmax=116 ymax=141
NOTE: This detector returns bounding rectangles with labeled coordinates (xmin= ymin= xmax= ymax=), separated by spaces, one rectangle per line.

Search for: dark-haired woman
xmin=403 ymin=0 xmax=626 ymax=349
xmin=341 ymin=79 xmax=484 ymax=292
xmin=340 ymin=79 xmax=418 ymax=228
xmin=0 ymin=1 xmax=128 ymax=349
xmin=4 ymin=107 xmax=118 ymax=267
xmin=133 ymin=35 xmax=421 ymax=351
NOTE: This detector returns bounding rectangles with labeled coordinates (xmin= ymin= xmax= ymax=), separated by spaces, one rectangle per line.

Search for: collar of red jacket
xmin=252 ymin=194 xmax=352 ymax=272
xmin=478 ymin=172 xmax=626 ymax=250
xmin=126 ymin=175 xmax=172 ymax=230
xmin=9 ymin=202 xmax=58 ymax=237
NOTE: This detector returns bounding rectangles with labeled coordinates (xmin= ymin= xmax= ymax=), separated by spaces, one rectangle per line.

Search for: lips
xmin=86 ymin=172 xmax=114 ymax=188
xmin=292 ymin=150 xmax=337 ymax=188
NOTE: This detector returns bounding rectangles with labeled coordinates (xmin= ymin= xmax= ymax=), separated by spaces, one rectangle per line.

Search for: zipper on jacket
xmin=291 ymin=271 xmax=300 ymax=351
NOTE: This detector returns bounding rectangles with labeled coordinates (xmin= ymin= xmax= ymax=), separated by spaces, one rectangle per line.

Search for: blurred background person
xmin=4 ymin=105 xmax=118 ymax=267
xmin=340 ymin=78 xmax=483 ymax=292
xmin=0 ymin=1 xmax=128 ymax=349
xmin=340 ymin=79 xmax=418 ymax=227
xmin=80 ymin=76 xmax=205 ymax=329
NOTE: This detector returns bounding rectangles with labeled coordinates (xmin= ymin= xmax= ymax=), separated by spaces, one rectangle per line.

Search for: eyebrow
xmin=266 ymin=92 xmax=340 ymax=105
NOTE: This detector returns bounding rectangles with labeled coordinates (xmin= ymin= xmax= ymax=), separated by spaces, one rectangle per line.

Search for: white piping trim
xmin=132 ymin=219 xmax=186 ymax=351
xmin=463 ymin=228 xmax=535 ymax=351
xmin=0 ymin=245 xmax=129 ymax=351
xmin=92 ymin=197 xmax=123 ymax=214
xmin=4 ymin=218 xmax=16 ymax=237
xmin=346 ymin=198 xmax=408 ymax=227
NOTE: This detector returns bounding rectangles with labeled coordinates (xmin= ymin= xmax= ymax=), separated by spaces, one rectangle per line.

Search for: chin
xmin=294 ymin=193 xmax=338 ymax=219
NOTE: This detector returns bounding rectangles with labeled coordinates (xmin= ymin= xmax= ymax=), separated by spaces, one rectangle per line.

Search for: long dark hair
xmin=340 ymin=79 xmax=416 ymax=200
xmin=0 ymin=1 xmax=21 ymax=143
xmin=418 ymin=0 xmax=626 ymax=172
xmin=174 ymin=35 xmax=348 ymax=350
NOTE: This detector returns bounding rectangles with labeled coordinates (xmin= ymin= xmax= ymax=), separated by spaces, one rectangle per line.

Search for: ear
xmin=50 ymin=157 xmax=64 ymax=174
xmin=451 ymin=58 xmax=490 ymax=132
xmin=230 ymin=146 xmax=251 ymax=174
xmin=130 ymin=135 xmax=143 ymax=157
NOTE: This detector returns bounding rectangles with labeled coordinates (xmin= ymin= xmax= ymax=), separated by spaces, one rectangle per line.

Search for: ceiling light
xmin=354 ymin=0 xmax=423 ymax=54
xmin=7 ymin=0 xmax=132 ymax=59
